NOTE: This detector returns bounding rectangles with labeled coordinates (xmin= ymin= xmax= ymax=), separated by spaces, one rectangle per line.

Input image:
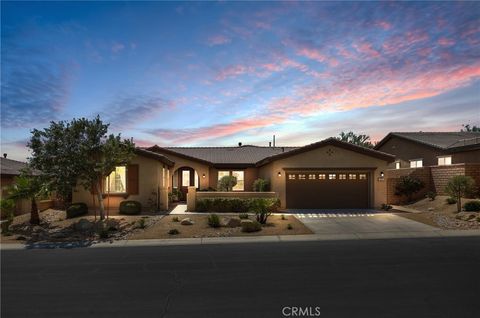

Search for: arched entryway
xmin=172 ymin=166 xmax=199 ymax=201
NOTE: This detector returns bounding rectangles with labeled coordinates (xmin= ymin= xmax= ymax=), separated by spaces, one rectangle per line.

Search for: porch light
xmin=202 ymin=173 xmax=206 ymax=178
xmin=380 ymin=171 xmax=384 ymax=178
xmin=278 ymin=171 xmax=282 ymax=177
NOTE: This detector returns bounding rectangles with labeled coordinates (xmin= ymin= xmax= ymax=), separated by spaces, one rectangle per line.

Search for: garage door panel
xmin=286 ymin=172 xmax=369 ymax=209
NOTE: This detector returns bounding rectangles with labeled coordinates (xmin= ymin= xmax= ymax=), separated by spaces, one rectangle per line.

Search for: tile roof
xmin=375 ymin=132 xmax=480 ymax=150
xmin=0 ymin=157 xmax=28 ymax=176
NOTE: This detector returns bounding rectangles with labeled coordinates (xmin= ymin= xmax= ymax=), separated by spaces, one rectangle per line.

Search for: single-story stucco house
xmin=73 ymin=138 xmax=395 ymax=211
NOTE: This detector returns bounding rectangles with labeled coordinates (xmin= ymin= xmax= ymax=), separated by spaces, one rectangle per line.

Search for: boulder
xmin=74 ymin=219 xmax=94 ymax=232
xmin=222 ymin=217 xmax=241 ymax=228
xmin=180 ymin=218 xmax=194 ymax=225
xmin=241 ymin=219 xmax=262 ymax=233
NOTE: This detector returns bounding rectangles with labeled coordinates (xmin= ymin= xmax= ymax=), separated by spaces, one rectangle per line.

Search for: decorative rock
xmin=180 ymin=218 xmax=194 ymax=225
xmin=222 ymin=217 xmax=241 ymax=228
xmin=74 ymin=219 xmax=94 ymax=232
xmin=428 ymin=207 xmax=434 ymax=211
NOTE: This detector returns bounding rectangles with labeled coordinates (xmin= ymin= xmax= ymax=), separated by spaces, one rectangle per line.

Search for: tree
xmin=251 ymin=198 xmax=280 ymax=224
xmin=217 ymin=175 xmax=237 ymax=191
xmin=461 ymin=124 xmax=480 ymax=132
xmin=395 ymin=176 xmax=425 ymax=203
xmin=252 ymin=178 xmax=270 ymax=192
xmin=445 ymin=176 xmax=477 ymax=213
xmin=7 ymin=170 xmax=49 ymax=225
xmin=338 ymin=131 xmax=374 ymax=148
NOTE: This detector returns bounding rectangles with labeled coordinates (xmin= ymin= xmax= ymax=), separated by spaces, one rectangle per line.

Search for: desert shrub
xmin=241 ymin=220 xmax=262 ymax=232
xmin=252 ymin=198 xmax=280 ymax=224
xmin=207 ymin=214 xmax=221 ymax=228
xmin=66 ymin=202 xmax=88 ymax=219
xmin=119 ymin=200 xmax=142 ymax=215
xmin=287 ymin=223 xmax=293 ymax=230
xmin=464 ymin=200 xmax=480 ymax=212
xmin=426 ymin=191 xmax=437 ymax=201
xmin=0 ymin=199 xmax=15 ymax=221
xmin=217 ymin=175 xmax=237 ymax=192
xmin=281 ymin=214 xmax=286 ymax=220
xmin=196 ymin=197 xmax=279 ymax=213
xmin=446 ymin=197 xmax=457 ymax=205
xmin=168 ymin=229 xmax=179 ymax=235
xmin=239 ymin=213 xmax=249 ymax=219
xmin=97 ymin=226 xmax=109 ymax=239
xmin=445 ymin=176 xmax=477 ymax=213
xmin=395 ymin=176 xmax=425 ymax=202
xmin=137 ymin=218 xmax=146 ymax=229
xmin=252 ymin=178 xmax=270 ymax=192
xmin=381 ymin=204 xmax=392 ymax=211
xmin=172 ymin=216 xmax=179 ymax=222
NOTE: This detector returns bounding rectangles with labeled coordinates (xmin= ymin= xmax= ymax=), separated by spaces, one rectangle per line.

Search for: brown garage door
xmin=286 ymin=172 xmax=369 ymax=209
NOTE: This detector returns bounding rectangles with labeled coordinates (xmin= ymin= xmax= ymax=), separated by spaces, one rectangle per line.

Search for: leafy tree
xmin=395 ymin=176 xmax=425 ymax=203
xmin=338 ymin=131 xmax=374 ymax=148
xmin=461 ymin=124 xmax=480 ymax=132
xmin=217 ymin=175 xmax=237 ymax=191
xmin=251 ymin=198 xmax=280 ymax=224
xmin=445 ymin=176 xmax=477 ymax=213
xmin=252 ymin=178 xmax=270 ymax=192
xmin=7 ymin=170 xmax=49 ymax=225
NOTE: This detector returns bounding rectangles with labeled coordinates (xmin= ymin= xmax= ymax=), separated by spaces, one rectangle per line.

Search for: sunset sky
xmin=1 ymin=1 xmax=479 ymax=160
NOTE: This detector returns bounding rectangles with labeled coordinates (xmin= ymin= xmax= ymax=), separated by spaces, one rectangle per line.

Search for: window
xmin=288 ymin=174 xmax=296 ymax=180
xmin=349 ymin=174 xmax=356 ymax=180
xmin=438 ymin=156 xmax=452 ymax=166
xmin=410 ymin=159 xmax=423 ymax=168
xmin=328 ymin=174 xmax=336 ymax=180
xmin=299 ymin=174 xmax=306 ymax=180
xmin=182 ymin=170 xmax=190 ymax=187
xmin=105 ymin=166 xmax=127 ymax=193
xmin=232 ymin=171 xmax=244 ymax=191
xmin=308 ymin=174 xmax=316 ymax=180
xmin=218 ymin=171 xmax=230 ymax=180
xmin=339 ymin=174 xmax=346 ymax=180
xmin=395 ymin=161 xmax=401 ymax=169
xmin=318 ymin=174 xmax=326 ymax=180
xmin=359 ymin=174 xmax=367 ymax=180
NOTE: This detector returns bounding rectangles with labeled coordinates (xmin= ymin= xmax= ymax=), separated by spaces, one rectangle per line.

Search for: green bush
xmin=252 ymin=198 xmax=280 ymax=224
xmin=464 ymin=200 xmax=480 ymax=212
xmin=168 ymin=228 xmax=179 ymax=235
xmin=0 ymin=199 xmax=15 ymax=221
xmin=239 ymin=213 xmax=249 ymax=219
xmin=426 ymin=191 xmax=437 ymax=201
xmin=119 ymin=200 xmax=142 ymax=215
xmin=445 ymin=175 xmax=477 ymax=213
xmin=208 ymin=214 xmax=221 ymax=228
xmin=172 ymin=216 xmax=179 ymax=222
xmin=137 ymin=218 xmax=147 ymax=229
xmin=217 ymin=175 xmax=237 ymax=191
xmin=252 ymin=178 xmax=270 ymax=192
xmin=446 ymin=197 xmax=457 ymax=205
xmin=195 ymin=197 xmax=279 ymax=213
xmin=394 ymin=176 xmax=425 ymax=202
xmin=241 ymin=220 xmax=262 ymax=232
xmin=66 ymin=202 xmax=88 ymax=219
xmin=287 ymin=223 xmax=293 ymax=230
xmin=281 ymin=214 xmax=286 ymax=220
xmin=381 ymin=204 xmax=392 ymax=211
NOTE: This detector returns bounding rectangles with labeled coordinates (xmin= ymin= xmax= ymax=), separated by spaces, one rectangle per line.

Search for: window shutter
xmin=127 ymin=164 xmax=139 ymax=195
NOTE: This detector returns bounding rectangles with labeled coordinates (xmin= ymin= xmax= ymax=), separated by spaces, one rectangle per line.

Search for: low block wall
xmin=431 ymin=164 xmax=466 ymax=195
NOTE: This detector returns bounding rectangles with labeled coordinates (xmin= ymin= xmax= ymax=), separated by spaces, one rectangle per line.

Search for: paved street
xmin=2 ymin=237 xmax=480 ymax=318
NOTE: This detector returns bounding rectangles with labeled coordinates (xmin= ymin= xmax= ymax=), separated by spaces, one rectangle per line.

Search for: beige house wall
xmin=258 ymin=145 xmax=389 ymax=209
xmin=72 ymin=155 xmax=168 ymax=211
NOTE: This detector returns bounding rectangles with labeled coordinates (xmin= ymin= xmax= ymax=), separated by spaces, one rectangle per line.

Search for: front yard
xmin=0 ymin=209 xmax=312 ymax=244
xmin=396 ymin=195 xmax=480 ymax=230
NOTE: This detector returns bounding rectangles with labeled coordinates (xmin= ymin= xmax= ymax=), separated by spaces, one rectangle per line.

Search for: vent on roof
xmin=238 ymin=142 xmax=242 ymax=147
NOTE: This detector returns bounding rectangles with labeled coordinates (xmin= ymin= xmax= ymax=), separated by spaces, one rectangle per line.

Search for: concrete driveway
xmin=288 ymin=210 xmax=437 ymax=237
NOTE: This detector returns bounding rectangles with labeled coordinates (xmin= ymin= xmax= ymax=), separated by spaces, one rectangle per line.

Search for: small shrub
xmin=381 ymin=204 xmax=392 ymax=211
xmin=137 ymin=218 xmax=146 ymax=229
xmin=446 ymin=197 xmax=457 ymax=205
xmin=252 ymin=178 xmax=270 ymax=192
xmin=172 ymin=216 xmax=179 ymax=222
xmin=217 ymin=175 xmax=237 ymax=192
xmin=241 ymin=220 xmax=262 ymax=232
xmin=426 ymin=191 xmax=437 ymax=201
xmin=464 ymin=200 xmax=480 ymax=212
xmin=239 ymin=213 xmax=249 ymax=219
xmin=252 ymin=198 xmax=280 ymax=224
xmin=168 ymin=228 xmax=179 ymax=235
xmin=395 ymin=176 xmax=425 ymax=202
xmin=445 ymin=175 xmax=477 ymax=213
xmin=119 ymin=200 xmax=142 ymax=215
xmin=287 ymin=223 xmax=293 ymax=230
xmin=281 ymin=214 xmax=286 ymax=220
xmin=208 ymin=214 xmax=221 ymax=228
xmin=66 ymin=202 xmax=88 ymax=219
xmin=98 ymin=228 xmax=109 ymax=239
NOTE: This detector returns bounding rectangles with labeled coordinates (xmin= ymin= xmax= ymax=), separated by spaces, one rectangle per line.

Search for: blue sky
xmin=1 ymin=1 xmax=479 ymax=160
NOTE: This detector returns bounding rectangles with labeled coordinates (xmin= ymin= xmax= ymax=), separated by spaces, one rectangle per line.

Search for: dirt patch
xmin=128 ymin=214 xmax=312 ymax=240
xmin=396 ymin=196 xmax=480 ymax=229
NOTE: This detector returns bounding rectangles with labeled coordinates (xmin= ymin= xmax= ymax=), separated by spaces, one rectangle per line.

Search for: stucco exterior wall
xmin=258 ymin=145 xmax=389 ymax=209
xmin=452 ymin=149 xmax=480 ymax=164
xmin=207 ymin=167 xmax=258 ymax=191
xmin=72 ymin=155 xmax=168 ymax=211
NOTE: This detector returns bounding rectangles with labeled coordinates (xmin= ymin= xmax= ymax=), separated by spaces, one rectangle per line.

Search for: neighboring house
xmin=375 ymin=132 xmax=480 ymax=203
xmin=74 ymin=138 xmax=395 ymax=210
xmin=375 ymin=132 xmax=480 ymax=169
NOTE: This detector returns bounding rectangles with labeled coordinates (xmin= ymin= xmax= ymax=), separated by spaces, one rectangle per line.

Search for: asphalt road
xmin=2 ymin=237 xmax=480 ymax=318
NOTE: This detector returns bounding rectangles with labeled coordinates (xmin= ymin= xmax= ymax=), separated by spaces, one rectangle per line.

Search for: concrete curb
xmin=2 ymin=229 xmax=480 ymax=250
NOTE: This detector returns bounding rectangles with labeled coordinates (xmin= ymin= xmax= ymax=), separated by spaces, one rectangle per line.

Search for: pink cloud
xmin=215 ymin=64 xmax=254 ymax=80
xmin=374 ymin=21 xmax=392 ymax=30
xmin=438 ymin=37 xmax=455 ymax=47
xmin=353 ymin=42 xmax=380 ymax=58
xmin=207 ymin=35 xmax=231 ymax=46
xmin=296 ymin=47 xmax=339 ymax=67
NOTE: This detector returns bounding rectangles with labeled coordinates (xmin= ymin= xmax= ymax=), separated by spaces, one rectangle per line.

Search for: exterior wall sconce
xmin=202 ymin=173 xmax=206 ymax=178
xmin=380 ymin=171 xmax=384 ymax=178
xmin=278 ymin=172 xmax=282 ymax=177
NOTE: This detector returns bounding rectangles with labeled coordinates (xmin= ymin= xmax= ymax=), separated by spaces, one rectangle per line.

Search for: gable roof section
xmin=134 ymin=148 xmax=175 ymax=167
xmin=375 ymin=132 xmax=480 ymax=152
xmin=256 ymin=138 xmax=395 ymax=166
xmin=0 ymin=157 xmax=28 ymax=176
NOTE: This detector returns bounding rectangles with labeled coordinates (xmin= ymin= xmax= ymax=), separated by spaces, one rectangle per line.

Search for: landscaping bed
xmin=128 ymin=214 xmax=312 ymax=240
xmin=396 ymin=195 xmax=480 ymax=230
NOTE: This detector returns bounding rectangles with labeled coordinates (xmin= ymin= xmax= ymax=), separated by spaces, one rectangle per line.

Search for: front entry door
xmin=178 ymin=168 xmax=195 ymax=201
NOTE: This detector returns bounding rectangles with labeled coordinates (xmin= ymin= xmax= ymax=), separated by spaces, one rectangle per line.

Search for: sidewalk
xmin=2 ymin=229 xmax=480 ymax=250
